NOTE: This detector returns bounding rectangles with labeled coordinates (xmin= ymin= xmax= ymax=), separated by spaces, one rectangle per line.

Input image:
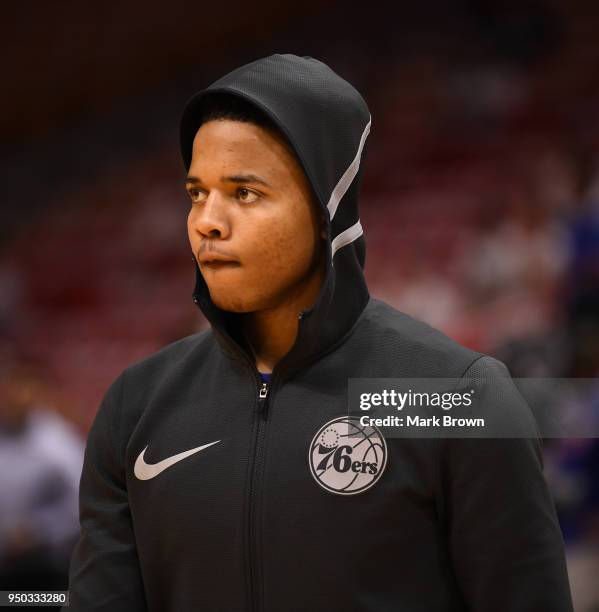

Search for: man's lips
xmin=197 ymin=249 xmax=240 ymax=266
xmin=201 ymin=260 xmax=240 ymax=269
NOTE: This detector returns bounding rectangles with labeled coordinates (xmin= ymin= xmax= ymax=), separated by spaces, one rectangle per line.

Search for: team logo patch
xmin=308 ymin=416 xmax=388 ymax=495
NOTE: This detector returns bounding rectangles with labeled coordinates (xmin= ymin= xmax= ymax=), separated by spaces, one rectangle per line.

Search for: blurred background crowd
xmin=2 ymin=0 xmax=598 ymax=609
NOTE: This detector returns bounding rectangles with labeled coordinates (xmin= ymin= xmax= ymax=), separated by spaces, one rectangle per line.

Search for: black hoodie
xmin=65 ymin=54 xmax=573 ymax=611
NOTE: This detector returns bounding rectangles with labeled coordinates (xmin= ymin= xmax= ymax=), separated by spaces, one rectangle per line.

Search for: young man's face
xmin=186 ymin=119 xmax=327 ymax=313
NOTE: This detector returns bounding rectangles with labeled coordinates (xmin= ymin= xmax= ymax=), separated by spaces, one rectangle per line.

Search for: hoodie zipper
xmin=215 ymin=313 xmax=303 ymax=611
xmin=247 ymin=375 xmax=271 ymax=612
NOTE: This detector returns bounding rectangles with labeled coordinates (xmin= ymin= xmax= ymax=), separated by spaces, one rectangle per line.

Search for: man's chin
xmin=208 ymin=291 xmax=254 ymax=313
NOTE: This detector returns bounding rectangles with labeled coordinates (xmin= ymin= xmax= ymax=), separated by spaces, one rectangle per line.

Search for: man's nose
xmin=191 ymin=191 xmax=231 ymax=239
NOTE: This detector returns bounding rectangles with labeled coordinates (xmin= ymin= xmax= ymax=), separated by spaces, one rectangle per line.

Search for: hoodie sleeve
xmin=63 ymin=372 xmax=147 ymax=611
xmin=440 ymin=355 xmax=573 ymax=612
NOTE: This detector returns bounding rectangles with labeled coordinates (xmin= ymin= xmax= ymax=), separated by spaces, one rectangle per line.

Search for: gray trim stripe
xmin=326 ymin=116 xmax=371 ymax=222
xmin=331 ymin=220 xmax=363 ymax=258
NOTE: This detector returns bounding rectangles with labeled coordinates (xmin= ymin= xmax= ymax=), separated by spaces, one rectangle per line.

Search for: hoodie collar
xmin=180 ymin=53 xmax=371 ymax=380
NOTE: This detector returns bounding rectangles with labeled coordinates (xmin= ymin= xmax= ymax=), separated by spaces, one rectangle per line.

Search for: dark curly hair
xmin=195 ymin=92 xmax=281 ymax=137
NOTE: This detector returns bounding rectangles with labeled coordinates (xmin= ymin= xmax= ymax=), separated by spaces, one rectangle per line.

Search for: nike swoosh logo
xmin=134 ymin=440 xmax=221 ymax=480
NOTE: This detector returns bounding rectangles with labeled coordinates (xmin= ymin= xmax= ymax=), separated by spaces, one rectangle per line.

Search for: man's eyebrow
xmin=185 ymin=174 xmax=273 ymax=188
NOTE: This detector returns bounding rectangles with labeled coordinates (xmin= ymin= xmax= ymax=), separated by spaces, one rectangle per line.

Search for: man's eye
xmin=188 ymin=188 xmax=204 ymax=203
xmin=238 ymin=187 xmax=259 ymax=203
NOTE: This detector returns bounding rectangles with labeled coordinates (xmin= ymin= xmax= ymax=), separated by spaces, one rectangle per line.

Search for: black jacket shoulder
xmin=353 ymin=297 xmax=484 ymax=378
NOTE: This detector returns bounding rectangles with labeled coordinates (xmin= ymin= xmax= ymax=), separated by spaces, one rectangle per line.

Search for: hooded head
xmin=180 ymin=53 xmax=371 ymax=379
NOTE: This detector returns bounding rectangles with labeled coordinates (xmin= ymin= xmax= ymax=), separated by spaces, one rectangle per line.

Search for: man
xmin=65 ymin=54 xmax=573 ymax=611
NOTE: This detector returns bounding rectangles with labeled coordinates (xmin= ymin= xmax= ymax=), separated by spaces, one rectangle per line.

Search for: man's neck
xmin=242 ymin=307 xmax=299 ymax=374
xmin=241 ymin=254 xmax=326 ymax=374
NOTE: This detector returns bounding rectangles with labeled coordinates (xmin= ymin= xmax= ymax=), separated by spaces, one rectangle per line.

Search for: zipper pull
xmin=257 ymin=382 xmax=270 ymax=418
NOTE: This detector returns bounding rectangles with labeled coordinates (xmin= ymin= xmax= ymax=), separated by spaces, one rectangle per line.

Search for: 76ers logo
xmin=308 ymin=416 xmax=388 ymax=495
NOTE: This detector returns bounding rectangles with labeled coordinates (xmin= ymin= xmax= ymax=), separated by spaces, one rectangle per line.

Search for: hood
xmin=179 ymin=53 xmax=371 ymax=380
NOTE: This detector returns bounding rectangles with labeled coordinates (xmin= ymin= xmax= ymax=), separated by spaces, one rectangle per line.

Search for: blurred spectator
xmin=0 ymin=362 xmax=84 ymax=594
